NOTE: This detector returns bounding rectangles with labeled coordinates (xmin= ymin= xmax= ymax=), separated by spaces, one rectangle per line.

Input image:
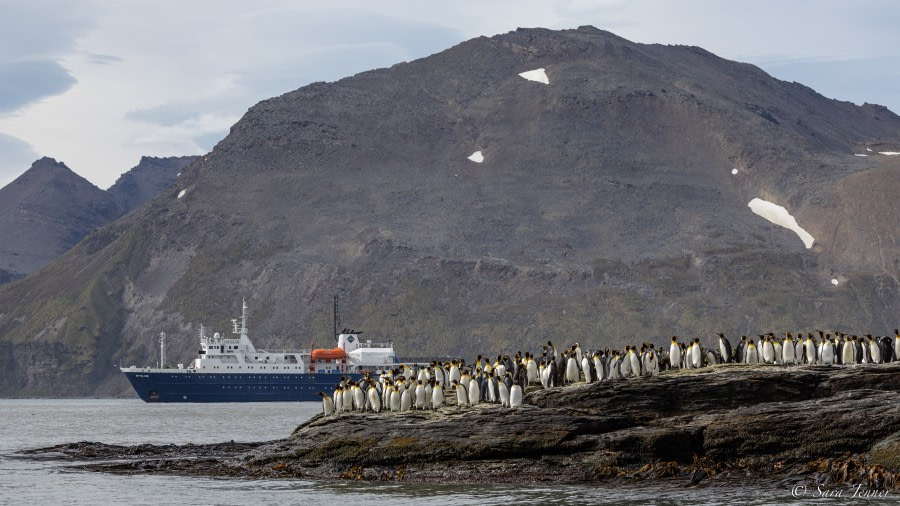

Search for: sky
xmin=1 ymin=0 xmax=899 ymax=189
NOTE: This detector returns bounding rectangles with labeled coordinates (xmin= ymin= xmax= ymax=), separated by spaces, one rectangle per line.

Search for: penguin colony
xmin=318 ymin=329 xmax=900 ymax=416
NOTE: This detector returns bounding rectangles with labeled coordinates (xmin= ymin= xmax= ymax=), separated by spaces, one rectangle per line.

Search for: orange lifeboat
xmin=311 ymin=347 xmax=346 ymax=361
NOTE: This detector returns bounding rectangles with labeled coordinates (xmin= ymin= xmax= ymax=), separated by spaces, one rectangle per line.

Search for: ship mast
xmin=333 ymin=294 xmax=341 ymax=343
xmin=159 ymin=331 xmax=166 ymax=369
xmin=241 ymin=298 xmax=248 ymax=338
xmin=232 ymin=298 xmax=249 ymax=337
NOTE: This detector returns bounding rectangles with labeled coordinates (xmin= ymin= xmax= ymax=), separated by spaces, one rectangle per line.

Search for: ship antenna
xmin=159 ymin=331 xmax=166 ymax=369
xmin=333 ymin=294 xmax=340 ymax=343
xmin=241 ymin=298 xmax=248 ymax=337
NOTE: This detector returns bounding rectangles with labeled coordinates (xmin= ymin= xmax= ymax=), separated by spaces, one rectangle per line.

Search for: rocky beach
xmin=22 ymin=363 xmax=900 ymax=493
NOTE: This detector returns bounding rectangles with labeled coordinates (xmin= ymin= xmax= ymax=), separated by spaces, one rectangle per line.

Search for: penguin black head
xmin=318 ymin=391 xmax=326 ymax=398
xmin=717 ymin=333 xmax=724 ymax=338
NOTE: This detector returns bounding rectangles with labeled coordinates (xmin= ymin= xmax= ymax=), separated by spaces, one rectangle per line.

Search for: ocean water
xmin=0 ymin=399 xmax=883 ymax=505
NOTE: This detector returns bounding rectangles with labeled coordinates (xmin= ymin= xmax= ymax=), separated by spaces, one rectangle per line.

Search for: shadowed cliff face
xmin=0 ymin=26 xmax=899 ymax=397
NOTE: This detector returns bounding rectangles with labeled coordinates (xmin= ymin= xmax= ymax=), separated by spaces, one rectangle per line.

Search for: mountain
xmin=0 ymin=26 xmax=898 ymax=397
xmin=107 ymin=156 xmax=197 ymax=213
xmin=0 ymin=157 xmax=123 ymax=283
xmin=0 ymin=156 xmax=196 ymax=285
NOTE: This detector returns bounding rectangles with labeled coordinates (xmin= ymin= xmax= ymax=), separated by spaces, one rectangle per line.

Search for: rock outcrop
xmin=25 ymin=363 xmax=900 ymax=491
xmin=107 ymin=156 xmax=197 ymax=213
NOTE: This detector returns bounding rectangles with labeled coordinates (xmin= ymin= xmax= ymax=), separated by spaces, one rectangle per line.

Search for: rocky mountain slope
xmin=0 ymin=158 xmax=122 ymax=284
xmin=0 ymin=156 xmax=195 ymax=285
xmin=107 ymin=156 xmax=197 ymax=214
xmin=0 ymin=26 xmax=898 ymax=397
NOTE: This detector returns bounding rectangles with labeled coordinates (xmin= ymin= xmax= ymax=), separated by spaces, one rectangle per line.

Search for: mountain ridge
xmin=0 ymin=156 xmax=196 ymax=285
xmin=0 ymin=26 xmax=897 ymax=397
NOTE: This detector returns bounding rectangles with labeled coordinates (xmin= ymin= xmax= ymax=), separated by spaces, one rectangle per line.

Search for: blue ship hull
xmin=122 ymin=370 xmax=364 ymax=402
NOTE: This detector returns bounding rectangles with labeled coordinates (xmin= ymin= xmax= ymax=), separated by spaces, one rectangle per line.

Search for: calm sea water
xmin=0 ymin=399 xmax=873 ymax=505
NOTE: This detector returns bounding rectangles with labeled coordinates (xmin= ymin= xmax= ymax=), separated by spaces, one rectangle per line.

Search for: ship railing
xmin=354 ymin=341 xmax=393 ymax=349
xmin=395 ymin=356 xmax=455 ymax=365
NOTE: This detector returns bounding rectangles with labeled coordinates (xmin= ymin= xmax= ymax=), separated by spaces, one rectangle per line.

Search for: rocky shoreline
xmin=20 ymin=363 xmax=900 ymax=491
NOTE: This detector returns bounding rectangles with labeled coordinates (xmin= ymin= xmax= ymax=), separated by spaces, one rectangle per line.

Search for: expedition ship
xmin=121 ymin=300 xmax=397 ymax=402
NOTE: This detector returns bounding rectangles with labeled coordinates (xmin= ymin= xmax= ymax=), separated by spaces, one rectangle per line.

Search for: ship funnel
xmin=338 ymin=333 xmax=361 ymax=352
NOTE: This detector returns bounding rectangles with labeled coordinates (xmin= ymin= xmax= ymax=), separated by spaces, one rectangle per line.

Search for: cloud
xmin=0 ymin=133 xmax=39 ymax=186
xmin=0 ymin=1 xmax=93 ymax=114
xmin=0 ymin=1 xmax=96 ymax=60
xmin=86 ymin=54 xmax=124 ymax=65
xmin=0 ymin=60 xmax=77 ymax=114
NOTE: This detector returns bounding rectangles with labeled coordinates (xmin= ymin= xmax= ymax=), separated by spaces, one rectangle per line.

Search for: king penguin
xmin=717 ymin=334 xmax=732 ymax=363
xmin=318 ymin=391 xmax=335 ymax=416
xmin=566 ymin=352 xmax=580 ymax=384
xmin=399 ymin=387 xmax=412 ymax=412
xmin=691 ymin=339 xmax=703 ymax=368
xmin=643 ymin=351 xmax=659 ymax=376
xmin=630 ymin=346 xmax=643 ymax=376
xmin=498 ymin=378 xmax=510 ymax=407
xmin=367 ymin=385 xmax=381 ymax=413
xmin=735 ymin=336 xmax=747 ymax=364
xmin=526 ymin=353 xmax=539 ymax=384
xmin=453 ymin=379 xmax=468 ymax=409
xmin=333 ymin=385 xmax=344 ymax=413
xmin=782 ymin=334 xmax=795 ymax=365
xmin=449 ymin=360 xmax=461 ymax=386
xmin=762 ymin=336 xmax=775 ymax=364
xmin=745 ymin=339 xmax=759 ymax=364
xmin=431 ymin=381 xmax=444 ymax=410
xmin=804 ymin=335 xmax=818 ymax=364
xmin=468 ymin=373 xmax=481 ymax=405
xmin=608 ymin=352 xmax=622 ymax=380
xmin=352 ymin=382 xmax=365 ymax=411
xmin=842 ymin=336 xmax=856 ymax=365
xmin=867 ymin=335 xmax=883 ymax=364
xmin=581 ymin=353 xmax=593 ymax=383
xmin=894 ymin=329 xmax=900 ymax=362
xmin=669 ymin=337 xmax=682 ymax=370
xmin=386 ymin=385 xmax=399 ymax=411
xmin=593 ymin=352 xmax=605 ymax=382
xmin=821 ymin=335 xmax=835 ymax=365
xmin=509 ymin=381 xmax=523 ymax=408
xmin=343 ymin=382 xmax=354 ymax=412
xmin=414 ymin=380 xmax=426 ymax=410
